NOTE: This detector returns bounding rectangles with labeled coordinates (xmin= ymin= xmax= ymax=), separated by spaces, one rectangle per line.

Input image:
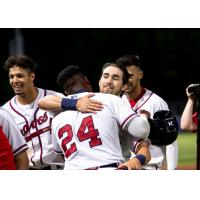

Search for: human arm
xmin=118 ymin=140 xmax=151 ymax=170
xmin=14 ymin=149 xmax=29 ymax=170
xmin=38 ymin=94 xmax=103 ymax=113
xmin=180 ymin=84 xmax=197 ymax=131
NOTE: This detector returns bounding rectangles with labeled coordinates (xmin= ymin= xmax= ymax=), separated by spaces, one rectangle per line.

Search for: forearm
xmin=14 ymin=150 xmax=29 ymax=170
xmin=136 ymin=143 xmax=151 ymax=165
xmin=38 ymin=95 xmax=78 ymax=111
xmin=38 ymin=95 xmax=63 ymax=111
xmin=180 ymin=98 xmax=195 ymax=131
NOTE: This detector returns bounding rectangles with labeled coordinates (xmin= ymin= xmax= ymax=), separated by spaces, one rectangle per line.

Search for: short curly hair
xmin=56 ymin=65 xmax=82 ymax=89
xmin=4 ymin=54 xmax=37 ymax=72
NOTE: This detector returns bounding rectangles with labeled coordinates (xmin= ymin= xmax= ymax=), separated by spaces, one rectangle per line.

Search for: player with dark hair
xmin=50 ymin=65 xmax=150 ymax=169
xmin=116 ymin=54 xmax=178 ymax=170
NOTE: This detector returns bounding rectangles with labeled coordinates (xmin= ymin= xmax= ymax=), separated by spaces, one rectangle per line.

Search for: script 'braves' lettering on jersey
xmin=121 ymin=88 xmax=172 ymax=168
xmin=3 ymin=88 xmax=65 ymax=169
xmin=52 ymin=92 xmax=142 ymax=170
xmin=0 ymin=107 xmax=28 ymax=156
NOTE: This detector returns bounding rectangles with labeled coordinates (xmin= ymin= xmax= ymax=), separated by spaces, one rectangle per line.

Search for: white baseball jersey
xmin=52 ymin=92 xmax=144 ymax=170
xmin=0 ymin=107 xmax=28 ymax=156
xmin=3 ymin=88 xmax=65 ymax=169
xmin=121 ymin=88 xmax=178 ymax=169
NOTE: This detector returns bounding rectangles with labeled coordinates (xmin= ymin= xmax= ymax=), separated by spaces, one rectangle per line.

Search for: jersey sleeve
xmin=152 ymin=95 xmax=169 ymax=113
xmin=192 ymin=112 xmax=198 ymax=125
xmin=0 ymin=108 xmax=28 ymax=156
xmin=109 ymin=95 xmax=138 ymax=128
xmin=51 ymin=117 xmax=63 ymax=154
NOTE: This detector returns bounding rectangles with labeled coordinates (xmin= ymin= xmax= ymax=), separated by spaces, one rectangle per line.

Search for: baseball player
xmin=180 ymin=83 xmax=199 ymax=131
xmin=0 ymin=107 xmax=29 ymax=169
xmin=2 ymin=54 xmax=66 ymax=169
xmin=116 ymin=54 xmax=178 ymax=169
xmin=51 ymin=66 xmax=150 ymax=170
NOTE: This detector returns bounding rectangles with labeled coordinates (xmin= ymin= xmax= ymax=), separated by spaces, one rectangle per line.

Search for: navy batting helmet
xmin=148 ymin=110 xmax=179 ymax=146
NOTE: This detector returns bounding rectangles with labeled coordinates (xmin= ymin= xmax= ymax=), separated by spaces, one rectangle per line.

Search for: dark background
xmin=0 ymin=28 xmax=199 ymax=115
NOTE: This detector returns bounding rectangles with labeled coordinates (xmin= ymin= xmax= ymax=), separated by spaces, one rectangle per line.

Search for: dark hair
xmin=56 ymin=65 xmax=83 ymax=89
xmin=101 ymin=62 xmax=130 ymax=85
xmin=116 ymin=55 xmax=141 ymax=69
xmin=4 ymin=54 xmax=37 ymax=72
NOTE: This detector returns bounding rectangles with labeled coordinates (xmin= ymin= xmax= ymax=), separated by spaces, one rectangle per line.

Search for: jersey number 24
xmin=58 ymin=116 xmax=102 ymax=158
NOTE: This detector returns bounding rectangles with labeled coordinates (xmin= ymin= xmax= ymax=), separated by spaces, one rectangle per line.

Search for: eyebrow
xmin=103 ymin=72 xmax=120 ymax=77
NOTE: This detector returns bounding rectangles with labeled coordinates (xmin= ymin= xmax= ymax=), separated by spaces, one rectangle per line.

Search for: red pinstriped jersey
xmin=3 ymin=88 xmax=65 ymax=169
xmin=192 ymin=112 xmax=197 ymax=125
xmin=52 ymin=92 xmax=141 ymax=169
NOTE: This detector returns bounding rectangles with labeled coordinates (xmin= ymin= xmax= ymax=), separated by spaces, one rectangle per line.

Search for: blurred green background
xmin=177 ymin=132 xmax=196 ymax=169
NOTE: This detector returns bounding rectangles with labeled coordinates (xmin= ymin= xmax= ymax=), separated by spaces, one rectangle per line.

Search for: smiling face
xmin=8 ymin=65 xmax=35 ymax=96
xmin=99 ymin=65 xmax=124 ymax=96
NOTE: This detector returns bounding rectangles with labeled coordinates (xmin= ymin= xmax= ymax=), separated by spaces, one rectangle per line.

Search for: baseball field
xmin=177 ymin=132 xmax=196 ymax=169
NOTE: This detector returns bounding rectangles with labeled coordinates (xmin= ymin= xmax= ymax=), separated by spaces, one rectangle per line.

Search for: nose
xmin=106 ymin=76 xmax=113 ymax=84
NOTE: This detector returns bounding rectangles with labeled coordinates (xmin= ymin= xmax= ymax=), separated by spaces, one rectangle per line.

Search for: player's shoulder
xmin=0 ymin=107 xmax=13 ymax=121
xmin=37 ymin=88 xmax=64 ymax=97
xmin=2 ymin=96 xmax=15 ymax=109
xmin=54 ymin=110 xmax=76 ymax=119
xmin=145 ymin=88 xmax=167 ymax=103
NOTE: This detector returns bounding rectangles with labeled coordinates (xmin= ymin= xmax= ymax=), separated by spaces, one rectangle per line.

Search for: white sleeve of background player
xmin=166 ymin=140 xmax=178 ymax=169
xmin=51 ymin=117 xmax=63 ymax=154
xmin=110 ymin=95 xmax=150 ymax=139
xmin=154 ymin=95 xmax=169 ymax=111
xmin=0 ymin=108 xmax=28 ymax=156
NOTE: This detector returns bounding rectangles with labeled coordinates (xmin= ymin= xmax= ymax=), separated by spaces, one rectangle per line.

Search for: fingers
xmin=186 ymin=84 xmax=199 ymax=97
xmin=117 ymin=163 xmax=131 ymax=170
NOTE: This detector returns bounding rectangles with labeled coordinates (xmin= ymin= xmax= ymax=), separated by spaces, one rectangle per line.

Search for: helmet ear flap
xmin=148 ymin=110 xmax=179 ymax=146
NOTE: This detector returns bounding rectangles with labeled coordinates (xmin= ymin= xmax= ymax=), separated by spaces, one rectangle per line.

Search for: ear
xmin=139 ymin=70 xmax=143 ymax=80
xmin=64 ymin=90 xmax=68 ymax=95
xmin=30 ymin=72 xmax=35 ymax=81
xmin=84 ymin=76 xmax=91 ymax=85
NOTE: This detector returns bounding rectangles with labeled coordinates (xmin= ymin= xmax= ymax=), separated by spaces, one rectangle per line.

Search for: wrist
xmin=61 ymin=98 xmax=78 ymax=110
xmin=134 ymin=154 xmax=146 ymax=165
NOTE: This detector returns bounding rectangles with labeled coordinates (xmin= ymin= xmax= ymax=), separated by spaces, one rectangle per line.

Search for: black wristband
xmin=61 ymin=98 xmax=78 ymax=110
xmin=135 ymin=154 xmax=146 ymax=165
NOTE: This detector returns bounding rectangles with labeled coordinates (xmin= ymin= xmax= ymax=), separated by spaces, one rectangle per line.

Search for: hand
xmin=139 ymin=109 xmax=151 ymax=118
xmin=186 ymin=83 xmax=199 ymax=99
xmin=117 ymin=158 xmax=142 ymax=170
xmin=76 ymin=94 xmax=104 ymax=113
